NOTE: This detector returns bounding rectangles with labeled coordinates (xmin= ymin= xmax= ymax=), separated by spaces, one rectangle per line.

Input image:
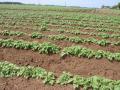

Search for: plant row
xmin=31 ymin=32 xmax=120 ymax=46
xmin=1 ymin=11 xmax=120 ymax=33
xmin=0 ymin=30 xmax=25 ymax=36
xmin=1 ymin=5 xmax=120 ymax=34
xmin=0 ymin=39 xmax=60 ymax=54
xmin=61 ymin=46 xmax=120 ymax=61
xmin=1 ymin=24 xmax=120 ymax=40
xmin=55 ymin=29 xmax=120 ymax=39
xmin=0 ymin=39 xmax=120 ymax=61
xmin=1 ymin=61 xmax=120 ymax=90
xmin=1 ymin=30 xmax=120 ymax=46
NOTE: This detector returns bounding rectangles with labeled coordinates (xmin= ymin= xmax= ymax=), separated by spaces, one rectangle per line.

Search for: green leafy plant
xmin=48 ymin=34 xmax=66 ymax=40
xmin=40 ymin=24 xmax=47 ymax=31
xmin=56 ymin=72 xmax=73 ymax=85
xmin=0 ymin=61 xmax=55 ymax=85
xmin=1 ymin=61 xmax=120 ymax=89
xmin=61 ymin=46 xmax=120 ymax=61
xmin=31 ymin=32 xmax=44 ymax=39
xmin=0 ymin=30 xmax=25 ymax=36
xmin=0 ymin=39 xmax=60 ymax=54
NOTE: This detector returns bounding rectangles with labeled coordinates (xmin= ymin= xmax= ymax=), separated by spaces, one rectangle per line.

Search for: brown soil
xmin=0 ymin=47 xmax=120 ymax=80
xmin=0 ymin=30 xmax=120 ymax=90
xmin=0 ymin=47 xmax=120 ymax=90
xmin=0 ymin=77 xmax=75 ymax=90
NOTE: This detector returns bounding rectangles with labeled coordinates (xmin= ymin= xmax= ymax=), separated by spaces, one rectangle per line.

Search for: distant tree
xmin=118 ymin=2 xmax=120 ymax=9
xmin=101 ymin=5 xmax=104 ymax=9
xmin=111 ymin=2 xmax=120 ymax=9
xmin=101 ymin=5 xmax=110 ymax=9
xmin=112 ymin=5 xmax=117 ymax=9
xmin=0 ymin=2 xmax=23 ymax=4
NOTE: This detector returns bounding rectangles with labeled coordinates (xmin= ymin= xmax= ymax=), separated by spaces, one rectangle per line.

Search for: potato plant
xmin=31 ymin=32 xmax=45 ymax=39
xmin=0 ymin=39 xmax=60 ymax=54
xmin=61 ymin=46 xmax=120 ymax=61
xmin=0 ymin=61 xmax=55 ymax=85
xmin=30 ymin=32 xmax=118 ymax=46
xmin=0 ymin=30 xmax=25 ymax=36
xmin=1 ymin=61 xmax=120 ymax=89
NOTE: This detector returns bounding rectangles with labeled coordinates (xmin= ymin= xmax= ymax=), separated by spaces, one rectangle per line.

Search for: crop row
xmin=0 ymin=9 xmax=120 ymax=34
xmin=0 ymin=39 xmax=120 ymax=61
xmin=0 ymin=30 xmax=25 ymax=36
xmin=1 ymin=8 xmax=120 ymax=29
xmin=1 ymin=61 xmax=120 ymax=90
xmin=51 ymin=29 xmax=120 ymax=39
xmin=61 ymin=46 xmax=120 ymax=61
xmin=48 ymin=21 xmax=119 ymax=31
xmin=1 ymin=7 xmax=119 ymax=24
xmin=3 ymin=24 xmax=116 ymax=39
xmin=0 ymin=39 xmax=60 ymax=54
xmin=1 ymin=19 xmax=120 ymax=34
xmin=1 ymin=18 xmax=120 ymax=34
xmin=1 ymin=30 xmax=120 ymax=46
xmin=3 ymin=19 xmax=119 ymax=31
xmin=31 ymin=32 xmax=120 ymax=46
xmin=1 ymin=21 xmax=120 ymax=39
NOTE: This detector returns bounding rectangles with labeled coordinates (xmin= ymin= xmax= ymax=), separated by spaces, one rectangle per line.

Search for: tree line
xmin=112 ymin=3 xmax=120 ymax=9
xmin=0 ymin=2 xmax=23 ymax=4
xmin=101 ymin=2 xmax=120 ymax=9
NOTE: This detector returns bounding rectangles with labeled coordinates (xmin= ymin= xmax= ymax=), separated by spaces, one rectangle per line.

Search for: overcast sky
xmin=1 ymin=0 xmax=120 ymax=8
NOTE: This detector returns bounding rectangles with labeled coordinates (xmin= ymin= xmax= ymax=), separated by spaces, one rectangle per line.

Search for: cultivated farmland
xmin=0 ymin=4 xmax=120 ymax=90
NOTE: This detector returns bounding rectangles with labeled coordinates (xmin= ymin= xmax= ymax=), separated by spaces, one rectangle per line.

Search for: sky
xmin=1 ymin=0 xmax=120 ymax=8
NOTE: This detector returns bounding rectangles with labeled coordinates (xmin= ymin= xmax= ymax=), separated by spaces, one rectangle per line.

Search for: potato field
xmin=0 ymin=4 xmax=120 ymax=90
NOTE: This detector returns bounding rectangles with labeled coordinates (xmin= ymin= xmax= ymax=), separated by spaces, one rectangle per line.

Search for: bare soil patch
xmin=0 ymin=48 xmax=120 ymax=80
